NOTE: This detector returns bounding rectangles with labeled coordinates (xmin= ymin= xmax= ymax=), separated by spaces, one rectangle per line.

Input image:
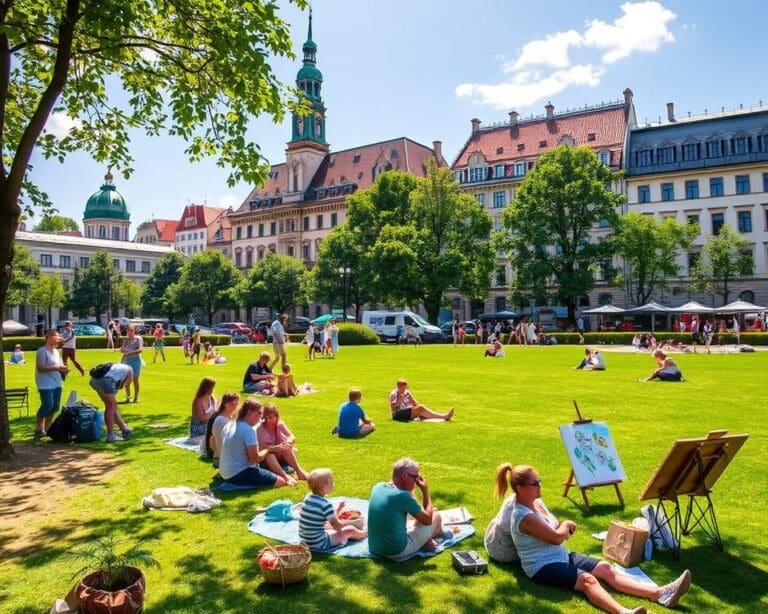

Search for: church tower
xmin=285 ymin=8 xmax=329 ymax=197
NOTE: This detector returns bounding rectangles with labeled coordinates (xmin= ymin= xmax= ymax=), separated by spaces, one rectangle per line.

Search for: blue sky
xmin=28 ymin=0 xmax=768 ymax=229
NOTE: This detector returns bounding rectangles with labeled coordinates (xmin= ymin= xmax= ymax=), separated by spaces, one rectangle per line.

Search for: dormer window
xmin=517 ymin=143 xmax=525 ymax=151
xmin=353 ymin=154 xmax=361 ymax=163
xmin=185 ymin=217 xmax=195 ymax=227
xmin=390 ymin=149 xmax=399 ymax=159
xmin=598 ymin=151 xmax=610 ymax=165
xmin=539 ymin=140 xmax=547 ymax=148
xmin=496 ymin=147 xmax=504 ymax=154
xmin=514 ymin=161 xmax=526 ymax=177
xmin=587 ymin=133 xmax=596 ymax=141
xmin=468 ymin=165 xmax=487 ymax=182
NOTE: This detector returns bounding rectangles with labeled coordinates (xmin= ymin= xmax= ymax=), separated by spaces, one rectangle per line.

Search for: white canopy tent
xmin=668 ymin=301 xmax=714 ymax=314
xmin=715 ymin=300 xmax=767 ymax=313
xmin=625 ymin=301 xmax=671 ymax=332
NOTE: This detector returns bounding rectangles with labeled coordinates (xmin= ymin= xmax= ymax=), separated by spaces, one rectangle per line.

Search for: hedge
xmin=2 ymin=334 xmax=232 ymax=352
xmin=447 ymin=332 xmax=768 ymax=346
xmin=338 ymin=323 xmax=380 ymax=345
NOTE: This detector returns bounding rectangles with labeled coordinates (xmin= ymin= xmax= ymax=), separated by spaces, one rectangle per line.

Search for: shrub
xmin=1 ymin=334 xmax=231 ymax=352
xmin=338 ymin=323 xmax=380 ymax=345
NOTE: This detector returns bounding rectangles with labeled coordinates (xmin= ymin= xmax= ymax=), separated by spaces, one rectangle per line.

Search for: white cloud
xmin=583 ymin=1 xmax=676 ymax=64
xmin=217 ymin=194 xmax=240 ymax=209
xmin=455 ymin=1 xmax=676 ymax=110
xmin=43 ymin=112 xmax=81 ymax=138
xmin=139 ymin=48 xmax=159 ymax=63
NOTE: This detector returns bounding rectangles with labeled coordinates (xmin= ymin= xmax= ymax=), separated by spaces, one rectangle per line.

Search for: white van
xmin=362 ymin=310 xmax=442 ymax=342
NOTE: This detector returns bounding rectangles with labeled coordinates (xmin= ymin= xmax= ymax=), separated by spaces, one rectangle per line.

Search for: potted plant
xmin=68 ymin=535 xmax=160 ymax=614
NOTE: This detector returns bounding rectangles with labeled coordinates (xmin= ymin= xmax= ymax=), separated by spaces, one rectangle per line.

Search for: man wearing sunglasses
xmin=368 ymin=457 xmax=444 ymax=561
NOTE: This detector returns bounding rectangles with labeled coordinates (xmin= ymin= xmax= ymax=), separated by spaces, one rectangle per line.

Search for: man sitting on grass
xmin=335 ymin=388 xmax=375 ymax=438
xmin=368 ymin=457 xmax=444 ymax=561
xmin=242 ymin=351 xmax=276 ymax=394
xmin=389 ymin=379 xmax=454 ymax=422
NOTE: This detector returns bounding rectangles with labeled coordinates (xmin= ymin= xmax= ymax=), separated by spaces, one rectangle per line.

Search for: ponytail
xmin=494 ymin=463 xmax=534 ymax=498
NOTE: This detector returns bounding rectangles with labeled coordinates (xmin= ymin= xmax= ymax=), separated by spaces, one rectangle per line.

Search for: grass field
xmin=1 ymin=343 xmax=767 ymax=613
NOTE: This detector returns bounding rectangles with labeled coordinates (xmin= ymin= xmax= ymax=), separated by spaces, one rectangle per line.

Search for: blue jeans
xmin=37 ymin=387 xmax=63 ymax=419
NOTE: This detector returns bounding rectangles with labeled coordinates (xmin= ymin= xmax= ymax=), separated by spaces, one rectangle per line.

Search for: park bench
xmin=2 ymin=387 xmax=30 ymax=417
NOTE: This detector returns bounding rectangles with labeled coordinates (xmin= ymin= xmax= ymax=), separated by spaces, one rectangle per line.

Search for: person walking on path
xmin=34 ymin=330 xmax=69 ymax=439
xmin=60 ymin=321 xmax=85 ymax=376
xmin=269 ymin=314 xmax=289 ymax=370
xmin=152 ymin=323 xmax=166 ymax=363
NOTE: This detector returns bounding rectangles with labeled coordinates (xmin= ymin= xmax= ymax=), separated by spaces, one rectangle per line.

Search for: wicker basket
xmin=257 ymin=543 xmax=311 ymax=586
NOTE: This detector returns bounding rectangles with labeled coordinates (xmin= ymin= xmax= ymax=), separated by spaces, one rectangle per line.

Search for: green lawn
xmin=1 ymin=344 xmax=767 ymax=613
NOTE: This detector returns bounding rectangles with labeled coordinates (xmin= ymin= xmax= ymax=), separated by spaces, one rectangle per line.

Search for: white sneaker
xmin=658 ymin=569 xmax=691 ymax=608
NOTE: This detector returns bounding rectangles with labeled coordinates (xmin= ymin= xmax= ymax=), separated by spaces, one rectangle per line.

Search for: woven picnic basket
xmin=257 ymin=543 xmax=311 ymax=586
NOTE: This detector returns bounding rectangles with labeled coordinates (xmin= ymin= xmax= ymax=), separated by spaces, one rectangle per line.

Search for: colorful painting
xmin=559 ymin=421 xmax=626 ymax=487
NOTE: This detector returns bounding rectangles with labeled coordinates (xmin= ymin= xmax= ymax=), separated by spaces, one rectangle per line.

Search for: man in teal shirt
xmin=368 ymin=457 xmax=443 ymax=560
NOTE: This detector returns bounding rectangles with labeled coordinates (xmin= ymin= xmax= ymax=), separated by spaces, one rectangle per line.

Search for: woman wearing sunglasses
xmin=495 ymin=463 xmax=691 ymax=614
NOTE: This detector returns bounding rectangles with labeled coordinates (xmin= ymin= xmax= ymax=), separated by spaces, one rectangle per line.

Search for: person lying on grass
xmin=638 ymin=350 xmax=682 ymax=382
xmin=299 ymin=468 xmax=367 ymax=552
xmin=335 ymin=388 xmax=375 ymax=438
xmin=498 ymin=462 xmax=692 ymax=614
xmin=389 ymin=379 xmax=453 ymax=422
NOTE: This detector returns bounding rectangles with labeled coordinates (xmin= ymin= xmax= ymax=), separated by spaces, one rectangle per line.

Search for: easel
xmin=562 ymin=401 xmax=625 ymax=513
xmin=639 ymin=430 xmax=748 ymax=559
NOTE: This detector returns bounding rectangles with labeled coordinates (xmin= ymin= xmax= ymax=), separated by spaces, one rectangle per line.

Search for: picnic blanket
xmin=247 ymin=496 xmax=475 ymax=559
xmin=164 ymin=436 xmax=203 ymax=453
xmin=142 ymin=486 xmax=221 ymax=513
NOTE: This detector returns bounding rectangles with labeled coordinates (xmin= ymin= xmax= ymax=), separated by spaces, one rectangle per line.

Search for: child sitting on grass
xmin=276 ymin=363 xmax=299 ymax=397
xmin=6 ymin=344 xmax=25 ymax=364
xmin=335 ymin=388 xmax=375 ymax=438
xmin=299 ymin=468 xmax=367 ymax=552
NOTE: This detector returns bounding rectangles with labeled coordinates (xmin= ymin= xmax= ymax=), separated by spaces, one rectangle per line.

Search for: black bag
xmin=47 ymin=407 xmax=76 ymax=443
xmin=451 ymin=550 xmax=489 ymax=575
xmin=71 ymin=401 xmax=103 ymax=442
xmin=89 ymin=362 xmax=113 ymax=379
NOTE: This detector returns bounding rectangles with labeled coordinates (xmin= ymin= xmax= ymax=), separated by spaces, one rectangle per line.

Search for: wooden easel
xmin=562 ymin=401 xmax=625 ymax=513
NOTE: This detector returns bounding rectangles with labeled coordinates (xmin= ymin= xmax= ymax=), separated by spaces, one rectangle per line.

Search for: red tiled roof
xmin=208 ymin=215 xmax=232 ymax=243
xmin=452 ymin=105 xmax=628 ymax=169
xmin=177 ymin=205 xmax=227 ymax=230
xmin=153 ymin=219 xmax=179 ymax=242
xmin=236 ymin=138 xmax=442 ymax=211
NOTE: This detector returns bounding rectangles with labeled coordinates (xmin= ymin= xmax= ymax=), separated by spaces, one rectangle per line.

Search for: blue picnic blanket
xmin=247 ymin=496 xmax=475 ymax=559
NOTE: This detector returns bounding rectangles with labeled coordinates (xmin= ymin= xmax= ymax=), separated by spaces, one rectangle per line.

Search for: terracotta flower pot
xmin=76 ymin=566 xmax=146 ymax=614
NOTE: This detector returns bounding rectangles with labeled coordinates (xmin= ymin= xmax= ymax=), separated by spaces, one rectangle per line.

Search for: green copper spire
xmin=291 ymin=7 xmax=326 ymax=144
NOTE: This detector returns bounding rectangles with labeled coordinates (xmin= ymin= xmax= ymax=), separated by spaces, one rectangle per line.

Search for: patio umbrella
xmin=310 ymin=314 xmax=335 ymax=326
xmin=581 ymin=305 xmax=625 ymax=314
xmin=715 ymin=300 xmax=767 ymax=313
xmin=479 ymin=310 xmax=519 ymax=320
xmin=2 ymin=319 xmax=31 ymax=336
xmin=624 ymin=301 xmax=671 ymax=332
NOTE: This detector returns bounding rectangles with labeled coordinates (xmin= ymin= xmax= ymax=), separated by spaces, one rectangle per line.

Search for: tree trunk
xmin=423 ymin=295 xmax=441 ymax=324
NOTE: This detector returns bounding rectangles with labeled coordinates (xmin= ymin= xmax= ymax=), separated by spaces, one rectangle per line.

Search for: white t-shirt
xmin=61 ymin=328 xmax=77 ymax=349
xmin=35 ymin=346 xmax=63 ymax=389
xmin=211 ymin=414 xmax=231 ymax=459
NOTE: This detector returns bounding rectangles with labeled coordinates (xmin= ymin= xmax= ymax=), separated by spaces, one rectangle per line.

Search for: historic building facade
xmin=134 ymin=218 xmax=178 ymax=247
xmin=624 ymin=104 xmax=768 ymax=307
xmin=174 ymin=204 xmax=229 ymax=256
xmin=449 ymin=91 xmax=636 ymax=319
xmin=83 ymin=171 xmax=131 ymax=241
xmin=228 ymin=13 xmax=444 ymax=302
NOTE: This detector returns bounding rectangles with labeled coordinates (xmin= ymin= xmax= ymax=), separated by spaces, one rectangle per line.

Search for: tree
xmin=612 ymin=212 xmax=699 ymax=306
xmin=68 ymin=251 xmax=120 ymax=326
xmin=29 ymin=273 xmax=67 ymax=327
xmin=113 ymin=278 xmax=142 ymax=316
xmin=170 ymin=250 xmax=241 ymax=324
xmin=236 ymin=253 xmax=307 ymax=317
xmin=0 ymin=0 xmax=307 ymax=459
xmin=497 ymin=146 xmax=625 ymax=323
xmin=6 ymin=244 xmax=41 ymax=310
xmin=691 ymin=224 xmax=753 ymax=305
xmin=33 ymin=214 xmax=80 ymax=233
xmin=141 ymin=252 xmax=185 ymax=320
xmin=346 ymin=160 xmax=495 ymax=322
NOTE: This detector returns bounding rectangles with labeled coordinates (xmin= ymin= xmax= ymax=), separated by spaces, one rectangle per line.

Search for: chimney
xmin=432 ymin=140 xmax=443 ymax=163
xmin=623 ymin=88 xmax=633 ymax=107
xmin=666 ymin=102 xmax=675 ymax=122
xmin=545 ymin=102 xmax=554 ymax=120
xmin=471 ymin=118 xmax=481 ymax=133
xmin=508 ymin=110 xmax=519 ymax=126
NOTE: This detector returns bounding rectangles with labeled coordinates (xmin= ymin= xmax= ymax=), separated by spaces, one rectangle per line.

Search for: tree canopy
xmin=168 ymin=250 xmax=241 ymax=324
xmin=612 ymin=212 xmax=699 ymax=306
xmin=6 ymin=244 xmax=41 ymax=307
xmin=33 ymin=214 xmax=80 ymax=233
xmin=235 ymin=252 xmax=307 ymax=317
xmin=691 ymin=224 xmax=753 ymax=304
xmin=68 ymin=250 xmax=120 ymax=325
xmin=497 ymin=146 xmax=625 ymax=322
xmin=29 ymin=273 xmax=67 ymax=327
xmin=141 ymin=251 xmax=185 ymax=319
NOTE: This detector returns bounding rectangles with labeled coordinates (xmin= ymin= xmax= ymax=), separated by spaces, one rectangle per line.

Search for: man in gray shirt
xmin=269 ymin=314 xmax=289 ymax=371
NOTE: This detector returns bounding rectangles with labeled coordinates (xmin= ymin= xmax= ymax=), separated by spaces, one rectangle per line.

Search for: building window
xmin=475 ymin=193 xmax=486 ymax=206
xmin=492 ymin=191 xmax=506 ymax=208
xmin=59 ymin=255 xmax=71 ymax=268
xmin=685 ymin=180 xmax=699 ymax=199
xmin=682 ymin=143 xmax=699 ymax=161
xmin=656 ymin=146 xmax=675 ymax=164
xmin=86 ymin=226 xmax=93 ymax=238
xmin=111 ymin=226 xmax=120 ymax=240
xmin=247 ymin=225 xmax=253 ymax=238
xmin=141 ymin=261 xmax=150 ymax=273
xmin=125 ymin=260 xmax=135 ymax=272
xmin=661 ymin=183 xmax=674 ymax=201
xmin=739 ymin=249 xmax=754 ymax=275
xmin=468 ymin=166 xmax=487 ymax=182
xmin=735 ymin=175 xmax=751 ymax=194
xmin=235 ymin=249 xmax=242 ymax=267
xmin=761 ymin=135 xmax=768 ymax=152
xmin=731 ymin=136 xmax=749 ymax=155
xmin=687 ymin=252 xmax=700 ymax=275
xmin=331 ymin=213 xmax=338 ymax=227
xmin=764 ymin=173 xmax=768 ymax=192
xmin=245 ymin=249 xmax=253 ymax=267
xmin=236 ymin=227 xmax=242 ymax=240
xmin=98 ymin=226 xmax=106 ymax=238
xmin=636 ymin=149 xmax=652 ymax=166
xmin=40 ymin=254 xmax=52 ymax=267
xmin=113 ymin=259 xmax=120 ymax=270
xmin=302 ymin=244 xmax=310 ymax=262
xmin=711 ymin=212 xmax=724 ymax=235
xmin=303 ymin=216 xmax=309 ymax=231
xmin=495 ymin=296 xmax=507 ymax=312
xmin=257 ymin=247 xmax=265 ymax=260
xmin=687 ymin=215 xmax=699 ymax=227
xmin=493 ymin=164 xmax=505 ymax=178
xmin=79 ymin=257 xmax=89 ymax=267
xmin=598 ymin=293 xmax=613 ymax=305
xmin=598 ymin=151 xmax=610 ymax=165
xmin=710 ymin=177 xmax=724 ymax=197
xmin=737 ymin=211 xmax=752 ymax=233
xmin=316 ymin=215 xmax=323 ymax=229
xmin=270 ymin=221 xmax=277 ymax=235
xmin=637 ymin=185 xmax=651 ymax=203
xmin=514 ymin=161 xmax=526 ymax=177
xmin=740 ymin=290 xmax=755 ymax=302
xmin=287 ymin=246 xmax=294 ymax=257
xmin=258 ymin=224 xmax=264 ymax=237
xmin=599 ymin=259 xmax=613 ymax=280
xmin=706 ymin=141 xmax=722 ymax=158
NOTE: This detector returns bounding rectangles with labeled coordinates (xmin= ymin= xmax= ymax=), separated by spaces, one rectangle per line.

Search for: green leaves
xmin=170 ymin=249 xmax=242 ymax=323
xmin=691 ymin=224 xmax=752 ymax=304
xmin=235 ymin=252 xmax=307 ymax=315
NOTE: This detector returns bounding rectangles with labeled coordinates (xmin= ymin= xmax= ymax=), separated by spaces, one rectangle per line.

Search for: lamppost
xmin=338 ymin=266 xmax=350 ymax=322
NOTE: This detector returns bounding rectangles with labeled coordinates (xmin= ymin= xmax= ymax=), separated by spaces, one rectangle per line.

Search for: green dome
xmin=83 ymin=172 xmax=130 ymax=221
xmin=303 ymin=39 xmax=317 ymax=52
xmin=297 ymin=63 xmax=323 ymax=82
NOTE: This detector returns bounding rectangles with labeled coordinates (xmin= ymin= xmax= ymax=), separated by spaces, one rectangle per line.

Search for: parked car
xmin=286 ymin=316 xmax=311 ymax=334
xmin=439 ymin=320 xmax=477 ymax=341
xmin=213 ymin=322 xmax=253 ymax=336
xmin=56 ymin=322 xmax=107 ymax=336
xmin=252 ymin=321 xmax=272 ymax=343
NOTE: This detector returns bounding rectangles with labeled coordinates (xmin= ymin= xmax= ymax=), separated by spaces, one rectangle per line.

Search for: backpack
xmin=47 ymin=407 xmax=76 ymax=443
xmin=89 ymin=362 xmax=113 ymax=379
xmin=71 ymin=401 xmax=103 ymax=442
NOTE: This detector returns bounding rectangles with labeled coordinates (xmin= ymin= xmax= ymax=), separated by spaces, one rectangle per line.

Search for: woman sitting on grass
xmin=484 ymin=336 xmax=505 ymax=357
xmin=190 ymin=377 xmax=217 ymax=440
xmin=256 ymin=404 xmax=308 ymax=483
xmin=638 ymin=350 xmax=682 ymax=382
xmin=205 ymin=392 xmax=239 ymax=468
xmin=497 ymin=463 xmax=692 ymax=614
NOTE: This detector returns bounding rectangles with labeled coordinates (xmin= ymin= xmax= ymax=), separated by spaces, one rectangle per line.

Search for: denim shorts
xmin=123 ymin=356 xmax=142 ymax=378
xmin=531 ymin=551 xmax=600 ymax=591
xmin=90 ymin=376 xmax=117 ymax=396
xmin=392 ymin=408 xmax=413 ymax=422
xmin=37 ymin=387 xmax=62 ymax=419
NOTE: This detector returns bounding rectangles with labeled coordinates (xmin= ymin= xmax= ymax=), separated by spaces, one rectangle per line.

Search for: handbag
xmin=602 ymin=520 xmax=649 ymax=567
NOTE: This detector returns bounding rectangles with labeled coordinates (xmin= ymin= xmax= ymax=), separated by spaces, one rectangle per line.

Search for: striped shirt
xmin=299 ymin=493 xmax=333 ymax=551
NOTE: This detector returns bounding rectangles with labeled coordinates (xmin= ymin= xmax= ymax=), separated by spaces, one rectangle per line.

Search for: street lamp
xmin=338 ymin=266 xmax=351 ymax=322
